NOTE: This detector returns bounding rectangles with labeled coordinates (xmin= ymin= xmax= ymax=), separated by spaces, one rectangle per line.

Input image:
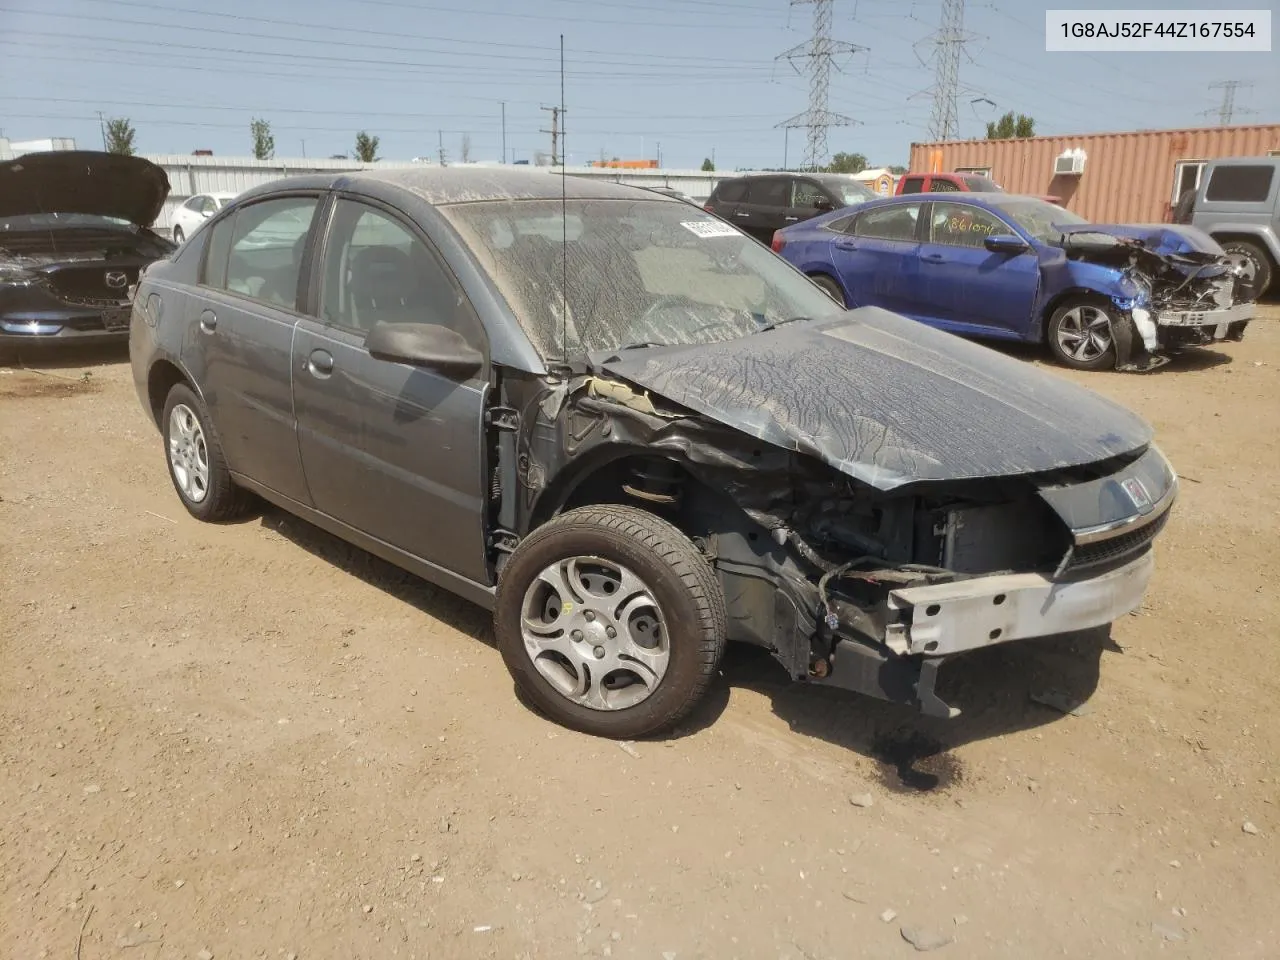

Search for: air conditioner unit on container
xmin=1054 ymin=148 xmax=1086 ymax=176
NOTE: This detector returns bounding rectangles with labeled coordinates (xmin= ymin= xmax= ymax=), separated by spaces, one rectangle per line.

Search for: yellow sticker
xmin=561 ymin=601 xmax=574 ymax=614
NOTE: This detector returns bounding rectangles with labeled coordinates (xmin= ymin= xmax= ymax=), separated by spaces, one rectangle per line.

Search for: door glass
xmin=200 ymin=213 xmax=236 ymax=288
xmin=319 ymin=200 xmax=479 ymax=338
xmin=899 ymin=177 xmax=924 ymax=194
xmin=200 ymin=196 xmax=218 ymax=216
xmin=745 ymin=178 xmax=789 ymax=206
xmin=852 ymin=204 xmax=921 ymax=241
xmin=715 ymin=180 xmax=747 ymax=203
xmin=929 ymin=180 xmax=962 ymax=192
xmin=928 ymin=202 xmax=1008 ymax=248
xmin=224 ymin=197 xmax=319 ymax=308
xmin=1204 ymin=165 xmax=1275 ymax=202
xmin=792 ymin=180 xmax=827 ymax=208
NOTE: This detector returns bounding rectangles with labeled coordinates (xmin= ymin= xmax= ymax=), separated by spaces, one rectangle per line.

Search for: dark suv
xmin=704 ymin=173 xmax=876 ymax=244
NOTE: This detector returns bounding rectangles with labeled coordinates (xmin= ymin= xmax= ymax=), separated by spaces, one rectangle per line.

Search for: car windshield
xmin=0 ymin=212 xmax=135 ymax=233
xmin=442 ymin=198 xmax=846 ymax=359
xmin=961 ymin=175 xmax=1002 ymax=192
xmin=835 ymin=182 xmax=876 ymax=205
xmin=995 ymin=197 xmax=1089 ymax=243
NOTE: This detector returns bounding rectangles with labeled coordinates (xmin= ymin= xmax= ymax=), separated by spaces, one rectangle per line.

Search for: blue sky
xmin=0 ymin=0 xmax=1276 ymax=169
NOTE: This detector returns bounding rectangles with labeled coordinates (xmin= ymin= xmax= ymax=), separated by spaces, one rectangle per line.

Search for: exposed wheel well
xmin=146 ymin=359 xmax=190 ymax=427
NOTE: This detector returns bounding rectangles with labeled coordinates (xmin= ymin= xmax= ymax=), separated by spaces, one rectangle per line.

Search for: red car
xmin=896 ymin=171 xmax=1061 ymax=205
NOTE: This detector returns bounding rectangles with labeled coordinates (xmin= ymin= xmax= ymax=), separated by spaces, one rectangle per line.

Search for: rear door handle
xmin=306 ymin=349 xmax=334 ymax=379
xmin=783 ymin=216 xmax=799 ymax=222
xmin=921 ymin=253 xmax=946 ymax=264
xmin=199 ymin=309 xmax=217 ymax=333
xmin=833 ymin=238 xmax=857 ymax=250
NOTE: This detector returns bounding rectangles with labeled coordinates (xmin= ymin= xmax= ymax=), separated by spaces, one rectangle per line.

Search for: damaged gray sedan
xmin=129 ymin=168 xmax=1177 ymax=738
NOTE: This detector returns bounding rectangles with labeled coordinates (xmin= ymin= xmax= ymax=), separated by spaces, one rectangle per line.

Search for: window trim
xmin=924 ymin=200 xmax=1019 ymax=248
xmin=312 ymin=191 xmax=490 ymax=358
xmin=195 ymin=190 xmax=326 ymax=318
xmin=1171 ymin=159 xmax=1206 ymax=205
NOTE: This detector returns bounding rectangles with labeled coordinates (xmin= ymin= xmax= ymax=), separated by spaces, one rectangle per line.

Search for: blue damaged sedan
xmin=771 ymin=193 xmax=1255 ymax=371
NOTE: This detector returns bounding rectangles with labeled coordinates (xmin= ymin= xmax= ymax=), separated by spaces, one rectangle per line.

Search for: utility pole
xmin=501 ymin=101 xmax=507 ymax=163
xmin=656 ymin=141 xmax=662 ymax=167
xmin=437 ymin=129 xmax=447 ymax=166
xmin=775 ymin=0 xmax=866 ymax=171
xmin=1204 ymin=80 xmax=1254 ymax=125
xmin=540 ymin=105 xmax=563 ymax=165
xmin=300 ymin=138 xmax=306 ymax=158
xmin=915 ymin=0 xmax=976 ymax=142
xmin=96 ymin=110 xmax=106 ymax=151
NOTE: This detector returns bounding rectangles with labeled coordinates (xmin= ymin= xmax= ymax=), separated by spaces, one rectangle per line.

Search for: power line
xmin=775 ymin=0 xmax=867 ymax=170
xmin=1204 ymin=80 xmax=1255 ymax=126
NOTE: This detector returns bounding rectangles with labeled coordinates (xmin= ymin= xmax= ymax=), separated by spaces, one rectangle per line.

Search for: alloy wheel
xmin=1056 ymin=305 xmax=1113 ymax=363
xmin=168 ymin=403 xmax=210 ymax=503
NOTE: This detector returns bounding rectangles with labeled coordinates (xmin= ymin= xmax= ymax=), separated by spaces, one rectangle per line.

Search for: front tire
xmin=495 ymin=505 xmax=727 ymax=739
xmin=1047 ymin=299 xmax=1118 ymax=371
xmin=1218 ymin=239 xmax=1272 ymax=301
xmin=810 ymin=274 xmax=847 ymax=307
xmin=161 ymin=382 xmax=252 ymax=522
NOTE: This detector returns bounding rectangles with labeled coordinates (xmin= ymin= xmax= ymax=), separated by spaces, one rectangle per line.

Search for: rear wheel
xmin=810 ymin=274 xmax=846 ymax=307
xmin=495 ymin=505 xmax=727 ymax=739
xmin=1218 ymin=239 xmax=1272 ymax=301
xmin=161 ymin=382 xmax=252 ymax=522
xmin=1047 ymin=300 xmax=1118 ymax=371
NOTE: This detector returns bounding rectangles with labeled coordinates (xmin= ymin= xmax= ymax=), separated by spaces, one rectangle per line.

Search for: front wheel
xmin=495 ymin=505 xmax=727 ymax=739
xmin=1047 ymin=300 xmax=1118 ymax=371
xmin=1218 ymin=239 xmax=1272 ymax=301
xmin=172 ymin=226 xmax=185 ymax=245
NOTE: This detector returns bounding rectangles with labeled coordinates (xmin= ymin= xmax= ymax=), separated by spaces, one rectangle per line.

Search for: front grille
xmin=59 ymin=293 xmax=128 ymax=308
xmin=1068 ymin=509 xmax=1170 ymax=571
xmin=47 ymin=265 xmax=139 ymax=301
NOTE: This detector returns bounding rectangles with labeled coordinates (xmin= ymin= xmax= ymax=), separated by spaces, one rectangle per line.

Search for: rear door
xmin=913 ymin=200 xmax=1040 ymax=337
xmin=183 ymin=193 xmax=321 ymax=505
xmin=828 ymin=201 xmax=923 ymax=315
xmin=706 ymin=179 xmax=747 ymax=223
xmin=291 ymin=195 xmax=490 ymax=584
xmin=735 ymin=177 xmax=791 ymax=243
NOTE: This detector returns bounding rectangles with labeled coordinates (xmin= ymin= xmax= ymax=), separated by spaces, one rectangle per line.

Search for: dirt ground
xmin=2 ymin=311 xmax=1278 ymax=960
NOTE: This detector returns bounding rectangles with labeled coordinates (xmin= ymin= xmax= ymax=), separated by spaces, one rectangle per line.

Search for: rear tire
xmin=1047 ymin=299 xmax=1119 ymax=371
xmin=810 ymin=274 xmax=847 ymax=307
xmin=161 ymin=382 xmax=253 ymax=522
xmin=495 ymin=505 xmax=727 ymax=739
xmin=1218 ymin=239 xmax=1272 ymax=301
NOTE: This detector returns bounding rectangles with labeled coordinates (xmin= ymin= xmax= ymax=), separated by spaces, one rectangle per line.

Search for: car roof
xmin=236 ymin=166 xmax=680 ymax=207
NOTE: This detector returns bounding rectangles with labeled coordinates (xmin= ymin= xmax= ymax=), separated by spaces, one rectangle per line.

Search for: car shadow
xmin=976 ymin=338 xmax=1235 ymax=373
xmin=0 ymin=341 xmax=130 ymax=370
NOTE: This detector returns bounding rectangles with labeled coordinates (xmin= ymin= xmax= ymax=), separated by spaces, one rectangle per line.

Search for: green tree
xmin=824 ymin=152 xmax=868 ymax=174
xmin=701 ymin=157 xmax=715 ymax=172
xmin=250 ymin=118 xmax=274 ymax=160
xmin=985 ymin=112 xmax=1036 ymax=140
xmin=104 ymin=117 xmax=136 ymax=156
xmin=354 ymin=131 xmax=380 ymax=162
xmin=888 ymin=164 xmax=908 ymax=174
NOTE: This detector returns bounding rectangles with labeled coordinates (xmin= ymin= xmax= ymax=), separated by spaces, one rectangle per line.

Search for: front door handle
xmin=783 ymin=216 xmax=799 ymax=222
xmin=735 ymin=211 xmax=750 ymax=218
xmin=921 ymin=253 xmax=946 ymax=264
xmin=833 ymin=238 xmax=857 ymax=250
xmin=199 ymin=309 xmax=217 ymax=333
xmin=306 ymin=349 xmax=334 ymax=379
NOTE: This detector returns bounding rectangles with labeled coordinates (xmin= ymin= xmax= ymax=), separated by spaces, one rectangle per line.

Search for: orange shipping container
xmin=908 ymin=123 xmax=1280 ymax=223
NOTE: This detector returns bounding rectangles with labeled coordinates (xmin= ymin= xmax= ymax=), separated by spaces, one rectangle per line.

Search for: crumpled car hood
xmin=0 ymin=151 xmax=170 ymax=226
xmin=1058 ymin=222 xmax=1224 ymax=258
xmin=602 ymin=307 xmax=1153 ymax=491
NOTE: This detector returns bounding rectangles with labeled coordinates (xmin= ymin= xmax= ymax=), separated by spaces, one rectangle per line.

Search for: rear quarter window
xmin=1204 ymin=165 xmax=1276 ymax=203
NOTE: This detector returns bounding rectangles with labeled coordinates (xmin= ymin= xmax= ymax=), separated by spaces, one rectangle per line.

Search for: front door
xmin=184 ymin=193 xmax=321 ymax=505
xmin=291 ymin=196 xmax=490 ymax=585
xmin=736 ymin=177 xmax=791 ymax=244
xmin=914 ymin=201 xmax=1040 ymax=337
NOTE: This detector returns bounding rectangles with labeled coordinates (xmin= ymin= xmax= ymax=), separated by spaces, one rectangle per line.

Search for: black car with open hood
xmin=0 ymin=150 xmax=175 ymax=356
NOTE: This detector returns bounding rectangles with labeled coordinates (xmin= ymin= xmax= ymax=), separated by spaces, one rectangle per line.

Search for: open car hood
xmin=1058 ymin=222 xmax=1224 ymax=258
xmin=601 ymin=307 xmax=1153 ymax=491
xmin=0 ymin=151 xmax=170 ymax=226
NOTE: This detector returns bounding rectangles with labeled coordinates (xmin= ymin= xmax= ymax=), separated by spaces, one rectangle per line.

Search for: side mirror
xmin=364 ymin=322 xmax=483 ymax=377
xmin=984 ymin=233 xmax=1029 ymax=254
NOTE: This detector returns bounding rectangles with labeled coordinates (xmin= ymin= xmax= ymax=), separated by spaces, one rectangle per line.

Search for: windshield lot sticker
xmin=681 ymin=220 xmax=740 ymax=238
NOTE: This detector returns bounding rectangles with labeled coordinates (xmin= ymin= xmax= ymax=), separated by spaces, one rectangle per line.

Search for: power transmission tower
xmin=775 ymin=0 xmax=867 ymax=171
xmin=437 ymin=129 xmax=447 ymax=166
xmin=1203 ymin=80 xmax=1254 ymax=125
xmin=914 ymin=0 xmax=977 ymax=142
xmin=540 ymin=105 xmax=565 ymax=165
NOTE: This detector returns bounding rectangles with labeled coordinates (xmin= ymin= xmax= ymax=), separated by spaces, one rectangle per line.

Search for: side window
xmin=929 ymin=202 xmax=1008 ymax=248
xmin=1172 ymin=160 xmax=1204 ymax=204
xmin=1204 ymin=165 xmax=1275 ymax=203
xmin=930 ymin=179 xmax=962 ymax=192
xmin=183 ymin=197 xmax=202 ymax=211
xmin=852 ymin=204 xmax=921 ymax=241
xmin=223 ymin=196 xmax=319 ymax=309
xmin=200 ymin=212 xmax=236 ymax=288
xmin=745 ymin=178 xmax=789 ymax=206
xmin=715 ymin=180 xmax=747 ymax=203
xmin=792 ymin=180 xmax=827 ymax=208
xmin=899 ymin=177 xmax=924 ymax=195
xmin=199 ymin=196 xmax=218 ymax=216
xmin=319 ymin=199 xmax=481 ymax=341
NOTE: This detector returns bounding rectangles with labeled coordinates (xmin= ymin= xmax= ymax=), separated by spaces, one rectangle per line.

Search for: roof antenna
xmin=557 ymin=33 xmax=569 ymax=365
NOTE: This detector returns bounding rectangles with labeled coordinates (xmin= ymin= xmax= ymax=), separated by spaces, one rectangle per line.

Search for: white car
xmin=169 ymin=192 xmax=238 ymax=245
